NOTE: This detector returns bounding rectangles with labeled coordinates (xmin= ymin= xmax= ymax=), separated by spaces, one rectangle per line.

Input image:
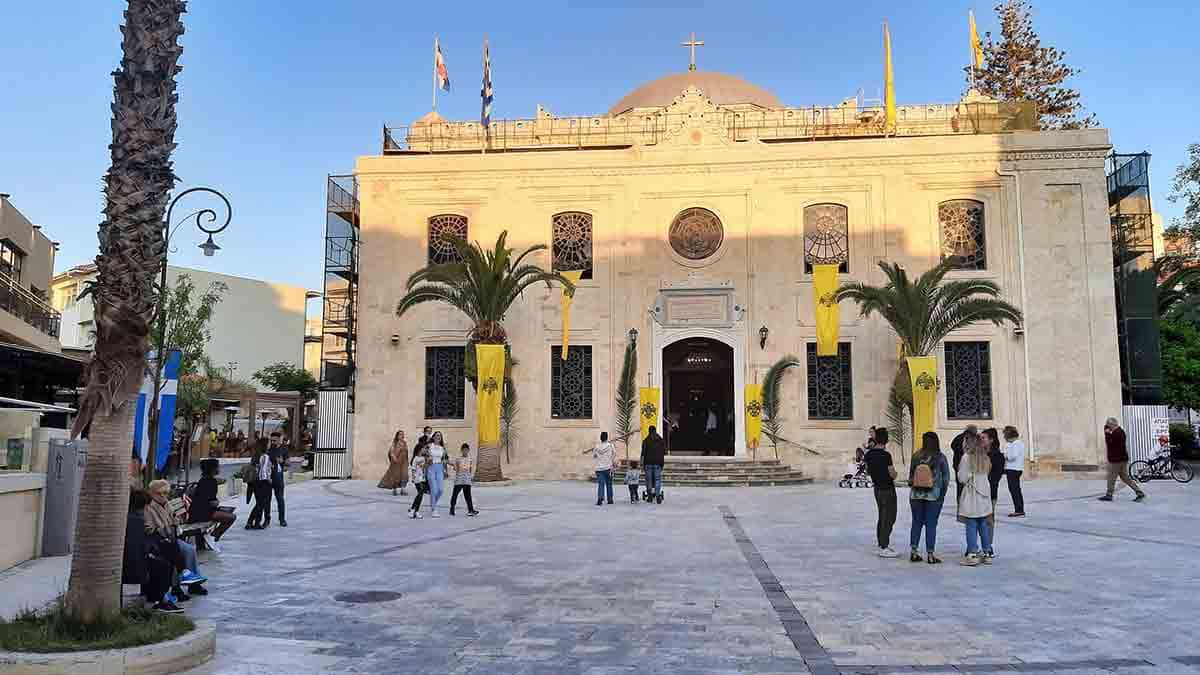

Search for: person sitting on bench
xmin=190 ymin=458 xmax=236 ymax=541
xmin=145 ymin=479 xmax=209 ymax=598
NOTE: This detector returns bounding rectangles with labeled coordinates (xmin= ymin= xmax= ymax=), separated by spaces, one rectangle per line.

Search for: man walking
xmin=585 ymin=431 xmax=615 ymax=506
xmin=864 ymin=428 xmax=899 ymax=557
xmin=641 ymin=425 xmax=667 ymax=504
xmin=1100 ymin=417 xmax=1146 ymax=502
xmin=267 ymin=432 xmax=288 ymax=527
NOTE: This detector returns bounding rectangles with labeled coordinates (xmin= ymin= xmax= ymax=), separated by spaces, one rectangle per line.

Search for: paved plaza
xmin=174 ymin=476 xmax=1200 ymax=675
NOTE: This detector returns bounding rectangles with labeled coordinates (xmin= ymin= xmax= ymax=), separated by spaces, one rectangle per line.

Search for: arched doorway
xmin=662 ymin=337 xmax=735 ymax=456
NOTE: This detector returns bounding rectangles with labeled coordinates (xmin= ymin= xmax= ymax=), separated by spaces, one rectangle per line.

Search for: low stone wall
xmin=0 ymin=621 xmax=215 ymax=675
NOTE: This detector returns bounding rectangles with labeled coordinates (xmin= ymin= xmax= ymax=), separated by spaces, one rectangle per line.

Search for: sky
xmin=1 ymin=0 xmax=1197 ymax=294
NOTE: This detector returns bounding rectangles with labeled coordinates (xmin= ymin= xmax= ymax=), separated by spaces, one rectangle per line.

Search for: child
xmin=408 ymin=447 xmax=429 ymax=519
xmin=450 ymin=443 xmax=478 ymax=517
xmin=625 ymin=460 xmax=642 ymax=503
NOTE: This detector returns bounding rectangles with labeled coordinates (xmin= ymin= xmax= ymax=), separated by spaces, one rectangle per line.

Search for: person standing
xmin=950 ymin=424 xmax=978 ymax=504
xmin=1100 ymin=417 xmax=1147 ymax=502
xmin=982 ymin=427 xmax=1004 ymax=557
xmin=908 ymin=431 xmax=950 ymax=564
xmin=247 ymin=445 xmax=273 ymax=529
xmin=267 ymin=432 xmax=288 ymax=527
xmin=640 ymin=426 xmax=666 ymax=504
xmin=956 ymin=430 xmax=994 ymax=566
xmin=424 ymin=432 xmax=447 ymax=517
xmin=449 ymin=442 xmax=478 ymax=516
xmin=585 ymin=431 xmax=615 ymax=506
xmin=378 ymin=429 xmax=410 ymax=496
xmin=1002 ymin=426 xmax=1026 ymax=517
xmin=408 ymin=445 xmax=429 ymax=518
xmin=625 ymin=460 xmax=642 ymax=503
xmin=864 ymin=427 xmax=898 ymax=557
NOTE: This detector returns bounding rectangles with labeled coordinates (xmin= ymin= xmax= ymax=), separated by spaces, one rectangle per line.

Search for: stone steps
xmin=597 ymin=457 xmax=811 ymax=487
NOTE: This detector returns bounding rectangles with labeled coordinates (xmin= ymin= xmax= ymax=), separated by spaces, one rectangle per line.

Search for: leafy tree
xmin=836 ymin=261 xmax=1022 ymax=443
xmin=1160 ymin=320 xmax=1200 ymax=412
xmin=252 ymin=361 xmax=318 ymax=401
xmin=396 ymin=232 xmax=574 ymax=481
xmin=1166 ymin=143 xmax=1200 ymax=241
xmin=65 ymin=0 xmax=187 ymax=624
xmin=157 ymin=274 xmax=227 ymax=377
xmin=1158 ymin=267 xmax=1200 ymax=325
xmin=975 ymin=0 xmax=1096 ymax=130
xmin=613 ymin=339 xmax=638 ymax=455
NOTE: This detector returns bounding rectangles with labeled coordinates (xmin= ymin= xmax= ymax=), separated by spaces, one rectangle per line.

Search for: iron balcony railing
xmin=383 ymin=101 xmax=1036 ymax=154
xmin=0 ymin=269 xmax=61 ymax=339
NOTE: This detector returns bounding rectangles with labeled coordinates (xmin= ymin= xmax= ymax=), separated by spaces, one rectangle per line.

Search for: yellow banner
xmin=906 ymin=356 xmax=938 ymax=442
xmin=883 ymin=23 xmax=896 ymax=130
xmin=744 ymin=384 xmax=762 ymax=450
xmin=813 ymin=263 xmax=840 ymax=356
xmin=476 ymin=344 xmax=505 ymax=446
xmin=969 ymin=10 xmax=984 ymax=69
xmin=559 ymin=270 xmax=583 ymax=360
xmin=638 ymin=387 xmax=660 ymax=440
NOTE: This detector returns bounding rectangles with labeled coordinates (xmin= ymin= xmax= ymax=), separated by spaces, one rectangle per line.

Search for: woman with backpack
xmin=908 ymin=431 xmax=950 ymax=564
xmin=956 ymin=430 xmax=995 ymax=566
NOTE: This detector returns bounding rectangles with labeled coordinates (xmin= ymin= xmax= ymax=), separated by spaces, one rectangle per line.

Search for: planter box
xmin=0 ymin=621 xmax=215 ymax=675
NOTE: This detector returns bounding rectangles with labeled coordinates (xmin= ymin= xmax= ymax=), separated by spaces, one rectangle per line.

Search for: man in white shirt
xmin=584 ymin=431 xmax=615 ymax=506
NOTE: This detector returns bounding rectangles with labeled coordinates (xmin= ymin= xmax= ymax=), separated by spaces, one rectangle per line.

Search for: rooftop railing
xmin=382 ymin=101 xmax=1036 ymax=154
xmin=0 ymin=268 xmax=61 ymax=339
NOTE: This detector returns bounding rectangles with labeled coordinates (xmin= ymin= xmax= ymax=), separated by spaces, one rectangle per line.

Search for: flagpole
xmin=968 ymin=10 xmax=977 ymax=91
xmin=481 ymin=36 xmax=487 ymax=156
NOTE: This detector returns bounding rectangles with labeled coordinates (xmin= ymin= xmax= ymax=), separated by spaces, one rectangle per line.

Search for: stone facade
xmin=350 ymin=81 xmax=1120 ymax=482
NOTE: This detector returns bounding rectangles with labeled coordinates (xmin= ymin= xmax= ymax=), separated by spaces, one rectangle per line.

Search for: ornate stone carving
xmin=803 ymin=203 xmax=849 ymax=271
xmin=427 ymin=214 xmax=468 ymax=264
xmin=551 ymin=211 xmax=593 ymax=273
xmin=939 ymin=200 xmax=986 ymax=270
xmin=669 ymin=207 xmax=724 ymax=260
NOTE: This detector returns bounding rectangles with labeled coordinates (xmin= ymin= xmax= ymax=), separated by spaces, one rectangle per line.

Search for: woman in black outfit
xmin=982 ymin=428 xmax=1005 ymax=558
xmin=190 ymin=458 xmax=236 ymax=540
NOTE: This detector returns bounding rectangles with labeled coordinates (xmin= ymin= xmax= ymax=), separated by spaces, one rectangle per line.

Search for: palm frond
xmin=762 ymin=355 xmax=800 ymax=452
xmin=614 ymin=340 xmax=638 ymax=450
xmin=501 ymin=376 xmax=519 ymax=464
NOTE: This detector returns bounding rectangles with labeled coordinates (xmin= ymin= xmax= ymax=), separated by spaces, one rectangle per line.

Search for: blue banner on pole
xmin=154 ymin=350 xmax=181 ymax=473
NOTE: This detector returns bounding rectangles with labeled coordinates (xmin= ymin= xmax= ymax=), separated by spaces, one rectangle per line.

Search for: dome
xmin=608 ymin=71 xmax=783 ymax=115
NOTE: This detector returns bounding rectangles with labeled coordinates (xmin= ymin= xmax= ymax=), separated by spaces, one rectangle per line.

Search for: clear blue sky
xmin=1 ymin=0 xmax=1196 ymax=293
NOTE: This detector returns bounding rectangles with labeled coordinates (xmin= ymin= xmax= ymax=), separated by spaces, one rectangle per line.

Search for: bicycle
xmin=1129 ymin=451 xmax=1194 ymax=484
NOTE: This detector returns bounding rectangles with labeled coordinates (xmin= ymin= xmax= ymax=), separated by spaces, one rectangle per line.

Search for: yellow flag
xmin=813 ymin=263 xmax=840 ymax=357
xmin=559 ymin=270 xmax=584 ymax=360
xmin=906 ymin=356 xmax=938 ymax=442
xmin=883 ymin=22 xmax=896 ymax=131
xmin=638 ymin=387 xmax=660 ymax=440
xmin=475 ymin=344 xmax=505 ymax=446
xmin=969 ymin=10 xmax=984 ymax=70
xmin=744 ymin=384 xmax=762 ymax=450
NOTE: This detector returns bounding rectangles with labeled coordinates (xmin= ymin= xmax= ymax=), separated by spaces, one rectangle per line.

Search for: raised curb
xmin=0 ymin=620 xmax=215 ymax=675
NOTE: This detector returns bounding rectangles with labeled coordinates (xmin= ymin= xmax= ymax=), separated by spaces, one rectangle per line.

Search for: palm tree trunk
xmin=65 ymin=0 xmax=186 ymax=623
xmin=63 ymin=400 xmax=137 ymax=622
xmin=476 ymin=442 xmax=504 ymax=482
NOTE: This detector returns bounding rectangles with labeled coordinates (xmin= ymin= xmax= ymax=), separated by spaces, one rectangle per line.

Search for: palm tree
xmin=761 ymin=355 xmax=800 ymax=459
xmin=397 ymin=231 xmax=574 ymax=480
xmin=64 ymin=0 xmax=186 ymax=623
xmin=613 ymin=338 xmax=637 ymax=457
xmin=836 ymin=260 xmax=1023 ymax=446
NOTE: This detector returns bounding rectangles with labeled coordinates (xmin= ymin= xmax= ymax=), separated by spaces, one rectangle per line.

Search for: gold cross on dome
xmin=680 ymin=32 xmax=704 ymax=71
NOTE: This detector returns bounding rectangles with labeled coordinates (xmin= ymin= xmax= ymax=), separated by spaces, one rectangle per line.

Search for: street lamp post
xmin=145 ymin=187 xmax=232 ymax=485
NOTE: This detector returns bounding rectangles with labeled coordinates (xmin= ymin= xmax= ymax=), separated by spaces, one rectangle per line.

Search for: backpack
xmin=912 ymin=461 xmax=935 ymax=490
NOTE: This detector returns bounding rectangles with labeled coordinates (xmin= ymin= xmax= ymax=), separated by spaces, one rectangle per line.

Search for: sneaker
xmin=981 ymin=553 xmax=994 ymax=565
xmin=909 ymin=550 xmax=923 ymax=563
xmin=468 ymin=510 xmax=479 ymax=517
xmin=1098 ymin=495 xmax=1114 ymax=502
xmin=449 ymin=510 xmax=456 ymax=516
xmin=431 ymin=511 xmax=440 ymax=518
xmin=878 ymin=547 xmax=900 ymax=558
xmin=959 ymin=554 xmax=980 ymax=567
xmin=411 ymin=511 xmax=422 ymax=519
xmin=1134 ymin=493 xmax=1146 ymax=502
xmin=179 ymin=570 xmax=208 ymax=586
xmin=607 ymin=500 xmax=614 ymax=505
xmin=154 ymin=601 xmax=184 ymax=614
xmin=926 ymin=553 xmax=943 ymax=565
xmin=1007 ymin=512 xmax=1025 ymax=518
xmin=171 ymin=587 xmax=191 ymax=602
xmin=280 ymin=520 xmax=288 ymax=527
xmin=595 ymin=501 xmax=603 ymax=507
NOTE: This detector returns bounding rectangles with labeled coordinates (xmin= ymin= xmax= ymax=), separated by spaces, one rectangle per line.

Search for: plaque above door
xmin=651 ymin=274 xmax=745 ymax=328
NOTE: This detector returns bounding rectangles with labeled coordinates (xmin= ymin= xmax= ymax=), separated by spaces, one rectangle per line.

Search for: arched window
xmin=427 ymin=214 xmax=468 ymax=265
xmin=552 ymin=211 xmax=593 ymax=280
xmin=803 ymin=203 xmax=849 ymax=274
xmin=939 ymin=200 xmax=986 ymax=270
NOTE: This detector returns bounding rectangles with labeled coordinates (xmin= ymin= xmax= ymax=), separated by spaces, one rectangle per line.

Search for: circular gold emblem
xmin=746 ymin=399 xmax=762 ymax=418
xmin=482 ymin=377 xmax=499 ymax=394
xmin=641 ymin=402 xmax=658 ymax=420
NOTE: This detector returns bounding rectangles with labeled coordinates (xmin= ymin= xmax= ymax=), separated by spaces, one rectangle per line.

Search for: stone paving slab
xmin=155 ymin=477 xmax=1199 ymax=674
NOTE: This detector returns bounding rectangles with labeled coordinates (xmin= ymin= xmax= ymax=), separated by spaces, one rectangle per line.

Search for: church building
xmin=344 ymin=48 xmax=1120 ymax=481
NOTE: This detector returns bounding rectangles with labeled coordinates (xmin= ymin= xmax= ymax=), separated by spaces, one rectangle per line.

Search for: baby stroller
xmin=839 ymin=447 xmax=873 ymax=488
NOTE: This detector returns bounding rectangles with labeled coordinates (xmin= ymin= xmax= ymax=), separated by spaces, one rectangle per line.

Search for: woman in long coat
xmin=378 ymin=429 xmax=410 ymax=495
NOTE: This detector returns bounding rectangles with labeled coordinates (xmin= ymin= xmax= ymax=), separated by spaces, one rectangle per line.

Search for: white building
xmin=51 ymin=263 xmax=319 ymax=381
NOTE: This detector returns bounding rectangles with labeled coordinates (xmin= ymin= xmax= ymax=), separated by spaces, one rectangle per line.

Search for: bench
xmin=168 ymin=497 xmax=215 ymax=551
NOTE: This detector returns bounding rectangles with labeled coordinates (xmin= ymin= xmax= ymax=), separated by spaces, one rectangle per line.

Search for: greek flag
xmin=132 ymin=349 xmax=181 ymax=472
xmin=481 ymin=39 xmax=492 ymax=128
